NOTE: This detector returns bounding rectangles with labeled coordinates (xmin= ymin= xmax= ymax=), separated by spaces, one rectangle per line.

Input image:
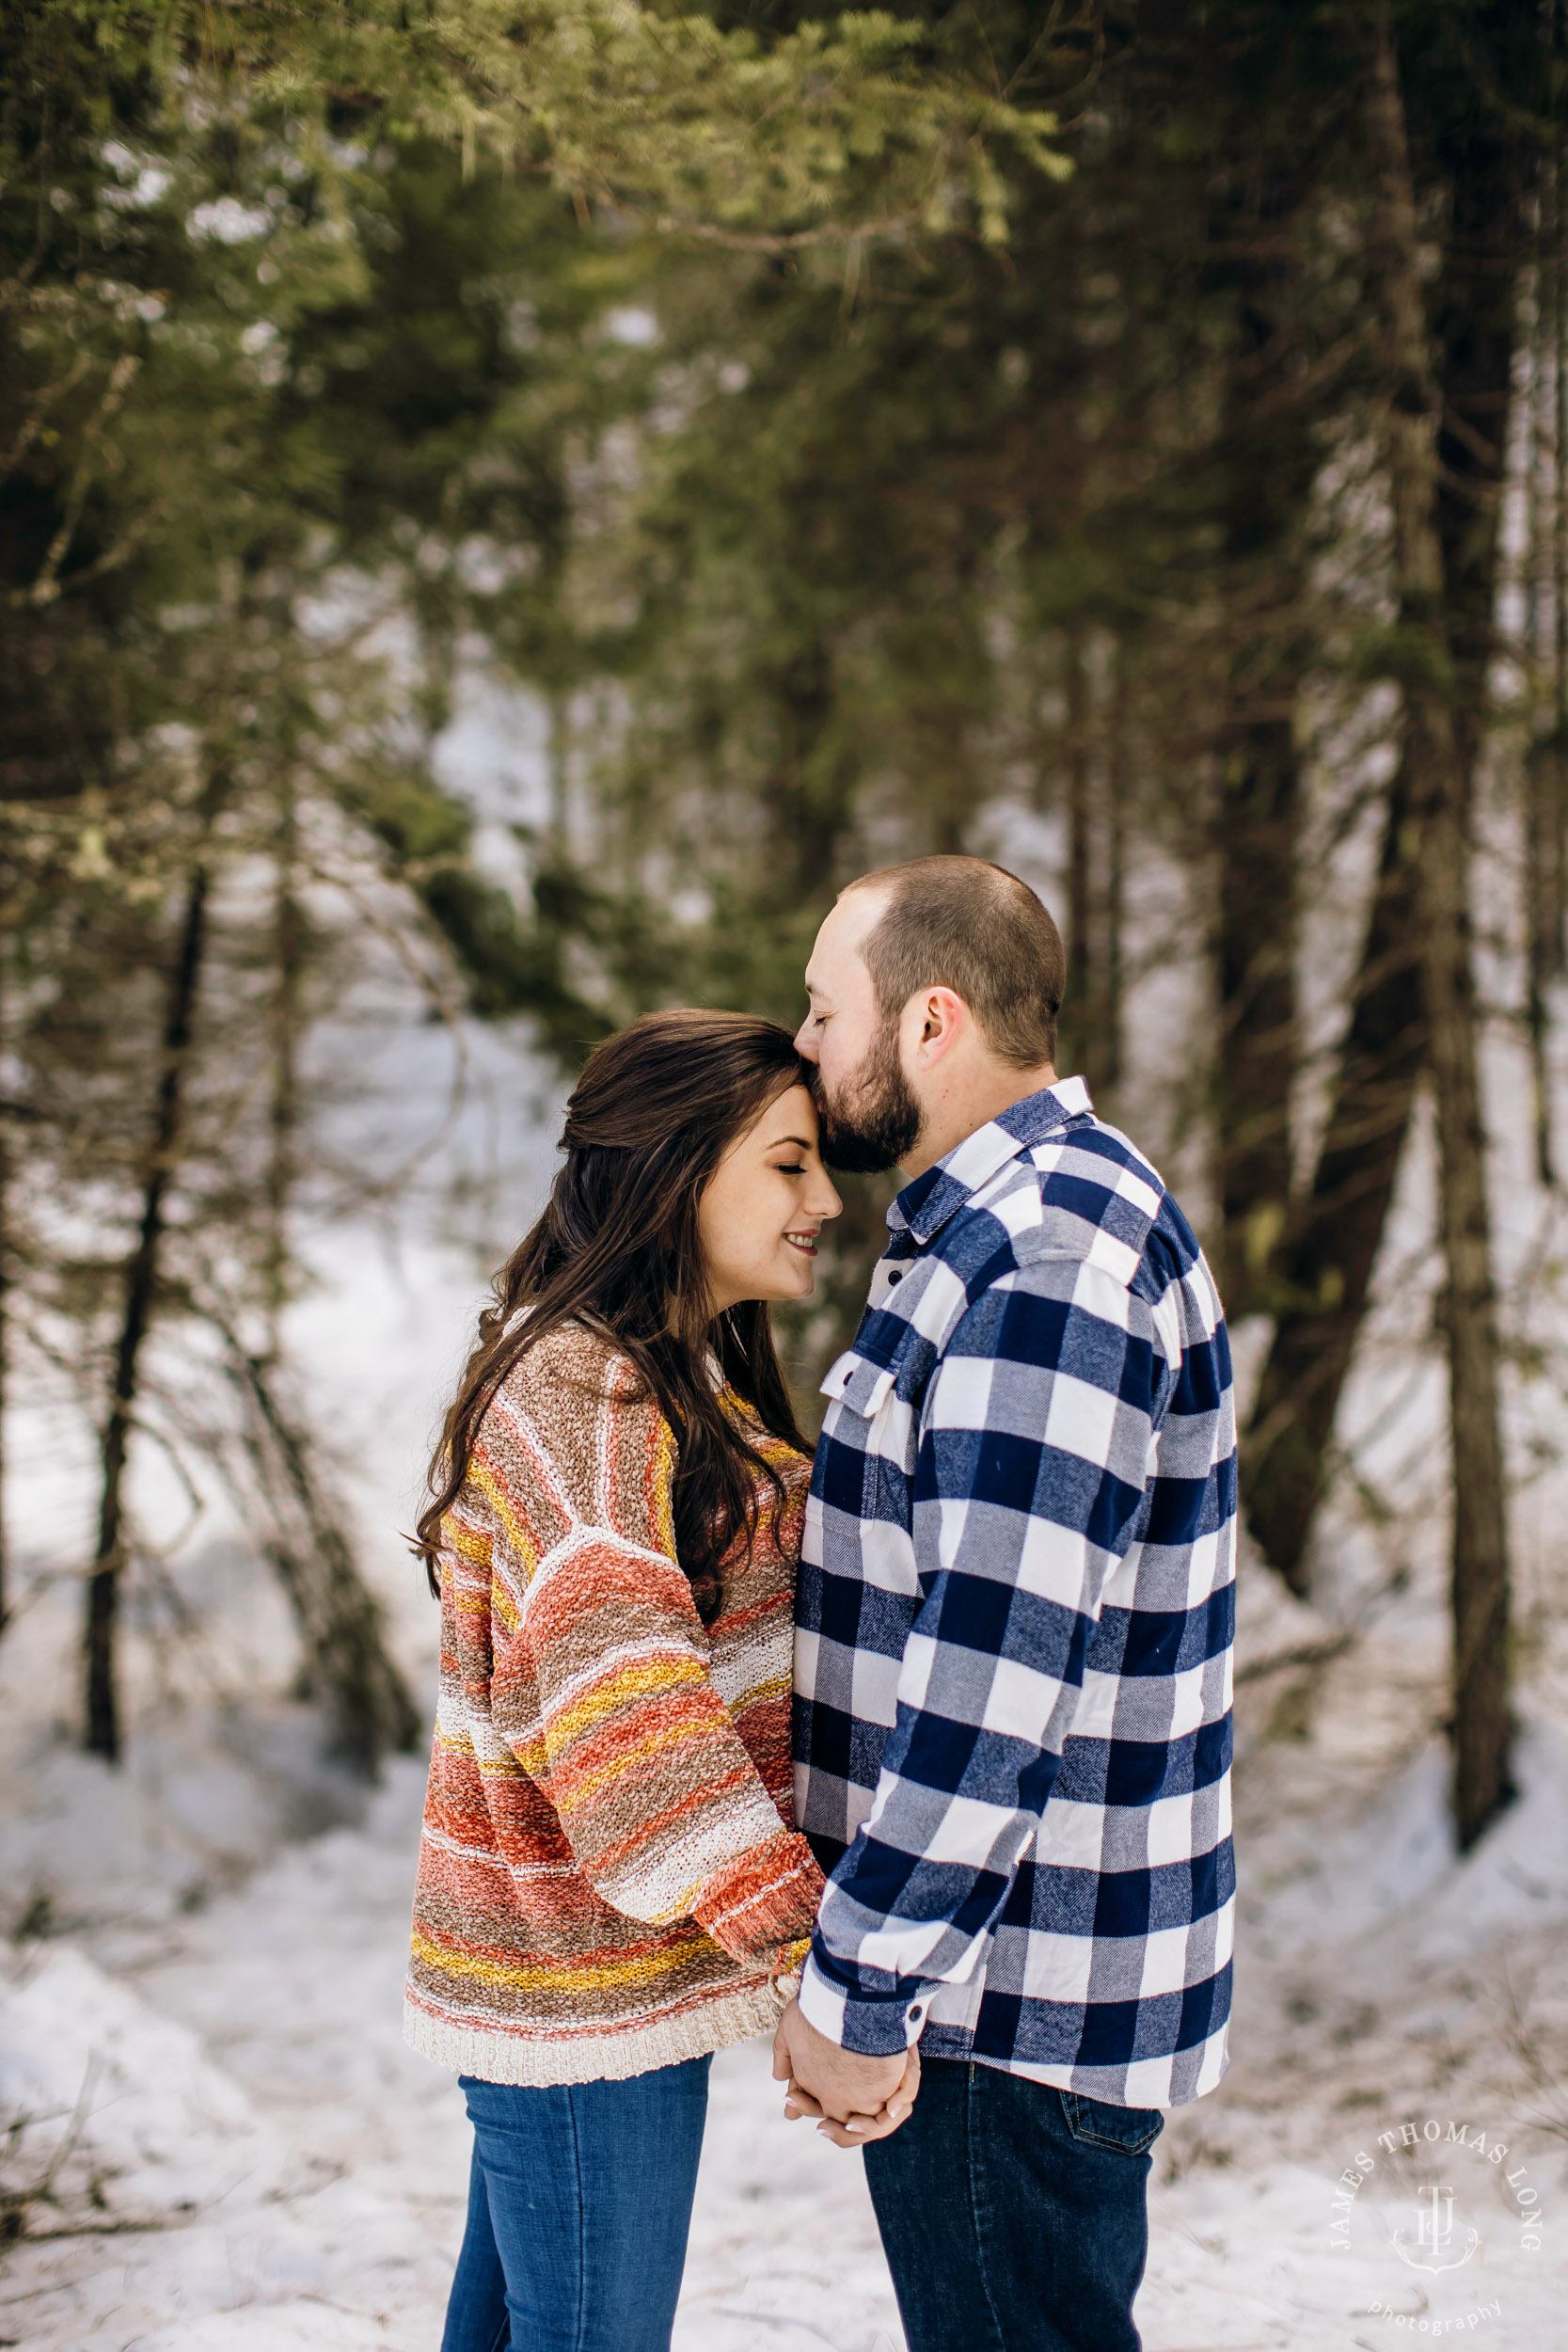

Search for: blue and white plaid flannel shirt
xmin=793 ymin=1078 xmax=1235 ymax=2108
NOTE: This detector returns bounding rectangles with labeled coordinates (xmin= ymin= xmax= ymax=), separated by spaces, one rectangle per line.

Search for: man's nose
xmin=794 ymin=1019 xmax=819 ymax=1062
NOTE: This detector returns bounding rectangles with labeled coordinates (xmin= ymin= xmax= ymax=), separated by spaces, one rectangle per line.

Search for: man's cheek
xmin=820 ymin=1037 xmax=855 ymax=1093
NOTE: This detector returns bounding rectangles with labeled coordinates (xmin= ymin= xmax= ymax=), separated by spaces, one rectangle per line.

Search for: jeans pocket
xmin=1058 ymin=2089 xmax=1164 ymax=2156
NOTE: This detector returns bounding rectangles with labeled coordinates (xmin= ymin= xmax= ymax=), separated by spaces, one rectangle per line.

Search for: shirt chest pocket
xmin=818 ymin=1348 xmax=921 ymax=1600
xmin=820 ymin=1349 xmax=898 ymax=1420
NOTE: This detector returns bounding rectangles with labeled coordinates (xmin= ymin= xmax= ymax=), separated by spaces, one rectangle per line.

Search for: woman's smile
xmin=698 ymin=1082 xmax=842 ymax=1308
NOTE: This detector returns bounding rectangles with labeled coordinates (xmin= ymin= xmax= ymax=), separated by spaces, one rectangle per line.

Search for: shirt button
xmin=908 ymin=2003 xmax=924 ymax=2023
xmin=887 ymin=1271 xmax=902 ymax=1284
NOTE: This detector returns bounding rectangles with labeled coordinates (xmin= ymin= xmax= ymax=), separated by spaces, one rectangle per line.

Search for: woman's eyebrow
xmin=768 ymin=1134 xmax=815 ymax=1152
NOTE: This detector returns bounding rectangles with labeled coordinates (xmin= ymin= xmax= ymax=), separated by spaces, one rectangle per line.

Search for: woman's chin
xmin=763 ymin=1260 xmax=817 ymax=1301
xmin=730 ymin=1257 xmax=818 ymax=1305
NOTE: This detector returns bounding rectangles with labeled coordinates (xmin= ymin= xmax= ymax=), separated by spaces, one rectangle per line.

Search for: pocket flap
xmin=819 ymin=1349 xmax=897 ymax=1419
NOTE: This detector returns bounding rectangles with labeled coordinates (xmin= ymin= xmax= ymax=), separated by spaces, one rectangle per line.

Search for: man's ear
xmin=911 ymin=987 xmax=968 ymax=1066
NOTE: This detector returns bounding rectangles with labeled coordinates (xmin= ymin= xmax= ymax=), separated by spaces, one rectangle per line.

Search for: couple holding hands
xmin=404 ymin=855 xmax=1237 ymax=2352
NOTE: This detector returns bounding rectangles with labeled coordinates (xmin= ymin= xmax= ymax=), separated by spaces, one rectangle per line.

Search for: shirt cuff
xmin=797 ymin=1949 xmax=932 ymax=2057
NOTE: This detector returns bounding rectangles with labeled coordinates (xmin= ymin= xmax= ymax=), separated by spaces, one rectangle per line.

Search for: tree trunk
xmin=1525 ymin=203 xmax=1560 ymax=1187
xmin=1057 ymin=632 xmax=1118 ymax=1099
xmin=1243 ymin=755 xmax=1426 ymax=1586
xmin=1527 ymin=742 xmax=1560 ymax=1187
xmin=763 ymin=637 xmax=843 ymax=903
xmin=547 ymin=688 xmax=570 ymax=855
xmin=1064 ymin=630 xmax=1094 ymax=1078
xmin=0 ymin=934 xmax=9 ymax=1637
xmin=1104 ymin=643 xmax=1129 ymax=1098
xmin=84 ymin=862 xmax=208 ymax=1760
xmin=246 ymin=771 xmax=418 ymax=1768
xmin=1210 ymin=178 xmax=1313 ymax=1319
xmin=1243 ymin=16 xmax=1527 ymax=1598
xmin=1216 ymin=685 xmax=1302 ymax=1315
xmin=226 ymin=1339 xmax=420 ymax=1769
xmin=263 ymin=776 xmax=303 ymax=1360
xmin=763 ymin=630 xmax=897 ymax=1407
xmin=1364 ymin=10 xmax=1513 ymax=1848
xmin=1554 ymin=137 xmax=1568 ymax=978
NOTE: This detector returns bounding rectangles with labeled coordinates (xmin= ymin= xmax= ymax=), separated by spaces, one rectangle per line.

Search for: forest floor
xmin=2 ymin=1549 xmax=1566 ymax=2352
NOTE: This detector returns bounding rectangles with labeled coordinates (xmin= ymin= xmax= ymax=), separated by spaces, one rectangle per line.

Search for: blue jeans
xmin=863 ymin=2057 xmax=1163 ymax=2352
xmin=440 ymin=2054 xmax=711 ymax=2352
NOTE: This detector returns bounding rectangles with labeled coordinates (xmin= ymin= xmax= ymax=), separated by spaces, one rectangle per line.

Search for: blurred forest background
xmin=5 ymin=2 xmax=1568 ymax=2334
xmin=4 ymin=0 xmax=1564 ymax=1756
xmin=8 ymin=0 xmax=1562 ymax=1811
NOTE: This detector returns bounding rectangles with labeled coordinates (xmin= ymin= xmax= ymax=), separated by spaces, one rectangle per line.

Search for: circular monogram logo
xmin=1325 ymin=2112 xmax=1544 ymax=2334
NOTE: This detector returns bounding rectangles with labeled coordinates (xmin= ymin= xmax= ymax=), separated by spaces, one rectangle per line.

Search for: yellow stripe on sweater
xmin=468 ymin=1455 xmax=537 ymax=1598
xmin=435 ymin=1721 xmax=529 ymax=1777
xmin=548 ymin=1653 xmax=705 ymax=1745
xmin=410 ymin=1928 xmax=714 ymax=1994
xmin=650 ymin=1413 xmax=678 ymax=1559
xmin=444 ymin=1513 xmax=493 ymax=1566
xmin=725 ymin=1670 xmax=791 ymax=1711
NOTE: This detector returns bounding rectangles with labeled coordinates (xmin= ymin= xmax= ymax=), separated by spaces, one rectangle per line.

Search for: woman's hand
xmin=774 ymin=2035 xmax=921 ymax=2148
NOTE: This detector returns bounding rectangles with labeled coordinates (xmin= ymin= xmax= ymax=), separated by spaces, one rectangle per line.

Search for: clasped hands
xmin=771 ymin=1997 xmax=921 ymax=2149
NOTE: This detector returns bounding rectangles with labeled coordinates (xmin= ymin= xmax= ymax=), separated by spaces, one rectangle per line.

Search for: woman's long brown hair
xmin=416 ymin=1009 xmax=814 ymax=1619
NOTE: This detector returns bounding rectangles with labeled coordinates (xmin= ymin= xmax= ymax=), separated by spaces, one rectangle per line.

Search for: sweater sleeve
xmin=493 ymin=1359 xmax=823 ymax=1973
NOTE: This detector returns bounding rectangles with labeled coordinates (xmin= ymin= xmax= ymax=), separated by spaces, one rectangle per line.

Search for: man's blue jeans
xmin=440 ymin=2054 xmax=711 ymax=2352
xmin=863 ymin=2056 xmax=1164 ymax=2351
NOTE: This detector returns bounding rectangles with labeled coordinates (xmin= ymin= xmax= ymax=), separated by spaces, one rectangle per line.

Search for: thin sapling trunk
xmin=84 ymin=861 xmax=209 ymax=1760
xmin=1364 ymin=11 xmax=1514 ymax=1849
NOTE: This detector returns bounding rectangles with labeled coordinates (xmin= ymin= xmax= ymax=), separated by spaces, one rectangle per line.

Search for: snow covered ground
xmin=4 ymin=1497 xmax=1566 ymax=2352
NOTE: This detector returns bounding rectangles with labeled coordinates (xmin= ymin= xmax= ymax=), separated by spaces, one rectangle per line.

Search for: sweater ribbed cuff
xmin=696 ymin=1830 xmax=825 ymax=1969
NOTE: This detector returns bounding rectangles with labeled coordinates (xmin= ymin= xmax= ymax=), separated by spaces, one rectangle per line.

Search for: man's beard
xmin=814 ymin=1022 xmax=923 ymax=1175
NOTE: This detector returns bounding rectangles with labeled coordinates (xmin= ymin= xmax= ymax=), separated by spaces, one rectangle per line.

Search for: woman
xmin=406 ymin=1009 xmax=845 ymax=2352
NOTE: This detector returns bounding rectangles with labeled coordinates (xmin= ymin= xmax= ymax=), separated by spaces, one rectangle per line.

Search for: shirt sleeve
xmin=798 ymin=1263 xmax=1168 ymax=2053
xmin=497 ymin=1375 xmax=823 ymax=1975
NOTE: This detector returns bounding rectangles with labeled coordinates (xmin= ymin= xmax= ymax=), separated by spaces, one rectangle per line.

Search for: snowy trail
xmin=5 ymin=1652 xmax=1566 ymax=2352
xmin=0 ymin=1761 xmax=902 ymax=2352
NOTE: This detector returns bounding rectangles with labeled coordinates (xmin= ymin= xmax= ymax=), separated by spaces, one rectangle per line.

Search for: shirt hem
xmin=916 ymin=2023 xmax=1230 ymax=2109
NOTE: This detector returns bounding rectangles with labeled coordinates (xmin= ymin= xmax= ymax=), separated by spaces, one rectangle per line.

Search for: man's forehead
xmin=806 ymin=883 xmax=890 ymax=998
xmin=825 ymin=883 xmax=890 ymax=954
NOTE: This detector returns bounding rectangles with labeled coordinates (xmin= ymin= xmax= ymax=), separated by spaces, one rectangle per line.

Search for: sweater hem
xmin=403 ymin=1977 xmax=787 ymax=2088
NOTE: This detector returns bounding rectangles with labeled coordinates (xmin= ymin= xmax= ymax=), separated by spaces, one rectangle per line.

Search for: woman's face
xmin=697 ymin=1083 xmax=843 ymax=1313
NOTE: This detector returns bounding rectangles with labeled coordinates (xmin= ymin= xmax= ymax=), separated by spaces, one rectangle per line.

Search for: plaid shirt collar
xmin=889 ymin=1075 xmax=1095 ymax=1248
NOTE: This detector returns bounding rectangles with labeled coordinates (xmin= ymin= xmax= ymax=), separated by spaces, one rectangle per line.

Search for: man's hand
xmin=771 ymin=1997 xmax=920 ymax=2147
xmin=780 ymin=2045 xmax=921 ymax=2147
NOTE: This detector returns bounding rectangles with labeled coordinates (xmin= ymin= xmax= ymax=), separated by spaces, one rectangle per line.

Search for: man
xmin=772 ymin=855 xmax=1236 ymax=2352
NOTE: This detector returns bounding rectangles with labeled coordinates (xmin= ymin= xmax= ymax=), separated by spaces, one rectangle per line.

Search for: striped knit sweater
xmin=404 ymin=1319 xmax=825 ymax=2087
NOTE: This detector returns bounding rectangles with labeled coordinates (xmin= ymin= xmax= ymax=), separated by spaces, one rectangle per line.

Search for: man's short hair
xmin=842 ymin=855 xmax=1064 ymax=1069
